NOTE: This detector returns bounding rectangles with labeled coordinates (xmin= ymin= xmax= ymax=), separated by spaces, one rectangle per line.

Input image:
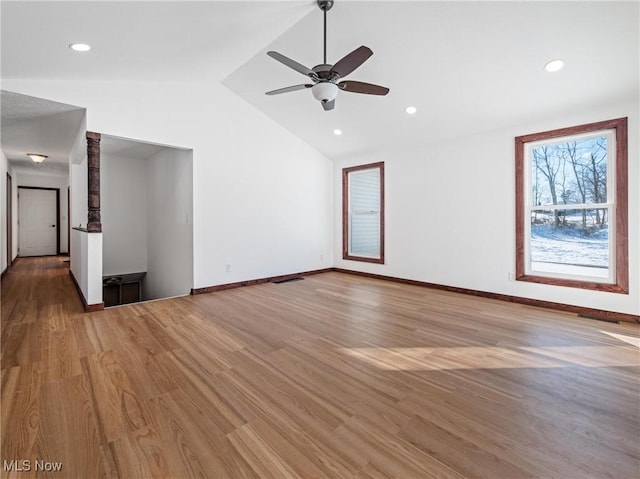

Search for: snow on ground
xmin=530 ymin=223 xmax=608 ymax=273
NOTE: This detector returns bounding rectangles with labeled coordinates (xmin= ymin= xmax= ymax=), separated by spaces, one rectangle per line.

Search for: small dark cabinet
xmin=103 ymin=272 xmax=146 ymax=307
xmin=103 ymin=283 xmax=120 ymax=307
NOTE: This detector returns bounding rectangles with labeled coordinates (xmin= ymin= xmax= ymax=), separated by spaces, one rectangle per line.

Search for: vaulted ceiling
xmin=2 ymin=1 xmax=638 ymax=165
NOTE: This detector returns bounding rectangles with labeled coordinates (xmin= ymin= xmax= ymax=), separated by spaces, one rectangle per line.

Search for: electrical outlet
xmin=320 ymin=254 xmax=324 ymax=262
xmin=508 ymin=272 xmax=515 ymax=281
xmin=225 ymin=264 xmax=231 ymax=272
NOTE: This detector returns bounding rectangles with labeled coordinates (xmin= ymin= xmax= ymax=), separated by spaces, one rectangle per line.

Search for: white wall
xmin=69 ymin=113 xmax=88 ymax=229
xmin=69 ymin=149 xmax=89 ymax=299
xmin=334 ymin=99 xmax=639 ymax=316
xmin=86 ymin=232 xmax=102 ymax=304
xmin=2 ymin=79 xmax=635 ymax=317
xmin=70 ymin=162 xmax=87 ymax=229
xmin=14 ymin=169 xmax=70 ymax=254
xmin=101 ymin=153 xmax=148 ymax=276
xmin=70 ymin=229 xmax=84 ymax=292
xmin=145 ymin=147 xmax=193 ymax=300
xmin=2 ymin=79 xmax=334 ymax=297
xmin=71 ymin=228 xmax=102 ymax=305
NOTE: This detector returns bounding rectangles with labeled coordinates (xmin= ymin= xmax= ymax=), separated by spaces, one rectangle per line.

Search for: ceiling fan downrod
xmin=318 ymin=0 xmax=334 ymax=65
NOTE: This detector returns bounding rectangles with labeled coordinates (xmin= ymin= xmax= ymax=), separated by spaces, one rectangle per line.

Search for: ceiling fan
xmin=265 ymin=0 xmax=389 ymax=111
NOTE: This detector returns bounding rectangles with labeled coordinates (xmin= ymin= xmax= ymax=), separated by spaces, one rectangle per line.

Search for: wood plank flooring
xmin=1 ymin=256 xmax=639 ymax=478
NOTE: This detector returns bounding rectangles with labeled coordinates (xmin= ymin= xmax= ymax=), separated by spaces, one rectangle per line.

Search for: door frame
xmin=67 ymin=186 xmax=71 ymax=255
xmin=6 ymin=173 xmax=12 ymax=267
xmin=18 ymin=186 xmax=61 ymax=256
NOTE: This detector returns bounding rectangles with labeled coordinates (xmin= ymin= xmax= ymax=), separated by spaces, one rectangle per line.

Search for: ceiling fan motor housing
xmin=312 ymin=64 xmax=334 ymax=80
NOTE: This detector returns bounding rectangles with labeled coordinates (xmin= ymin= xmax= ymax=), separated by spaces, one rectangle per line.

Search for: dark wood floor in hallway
xmin=1 ymin=256 xmax=639 ymax=478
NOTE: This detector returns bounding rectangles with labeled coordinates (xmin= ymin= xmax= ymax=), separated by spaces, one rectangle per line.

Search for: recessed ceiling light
xmin=69 ymin=43 xmax=91 ymax=52
xmin=333 ymin=129 xmax=342 ymax=136
xmin=544 ymin=59 xmax=564 ymax=72
xmin=405 ymin=106 xmax=417 ymax=115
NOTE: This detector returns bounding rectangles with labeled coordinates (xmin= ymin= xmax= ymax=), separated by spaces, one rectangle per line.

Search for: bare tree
xmin=532 ymin=158 xmax=543 ymax=223
xmin=565 ymin=140 xmax=588 ymax=230
xmin=533 ymin=145 xmax=562 ymax=226
xmin=586 ymin=138 xmax=608 ymax=228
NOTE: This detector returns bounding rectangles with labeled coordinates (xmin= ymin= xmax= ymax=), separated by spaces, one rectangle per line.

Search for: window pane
xmin=530 ymin=208 xmax=609 ymax=278
xmin=349 ymin=168 xmax=380 ymax=257
xmin=350 ymin=169 xmax=380 ymax=212
xmin=350 ymin=213 xmax=380 ymax=257
xmin=531 ymin=135 xmax=607 ymax=207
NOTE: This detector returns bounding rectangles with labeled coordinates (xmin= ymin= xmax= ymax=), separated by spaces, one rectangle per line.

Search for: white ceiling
xmin=1 ymin=90 xmax=85 ymax=174
xmin=1 ymin=1 xmax=312 ymax=82
xmin=1 ymin=89 xmax=181 ymax=171
xmin=101 ymin=135 xmax=175 ymax=160
xmin=225 ymin=1 xmax=639 ymax=159
xmin=1 ymin=1 xmax=638 ymax=163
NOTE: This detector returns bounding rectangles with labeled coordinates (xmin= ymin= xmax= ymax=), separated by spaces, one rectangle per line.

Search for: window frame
xmin=515 ymin=117 xmax=628 ymax=293
xmin=342 ymin=162 xmax=385 ymax=264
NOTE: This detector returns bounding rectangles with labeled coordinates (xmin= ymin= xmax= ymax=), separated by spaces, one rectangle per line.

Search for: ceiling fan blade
xmin=339 ymin=80 xmax=389 ymax=96
xmin=267 ymin=51 xmax=317 ymax=78
xmin=265 ymin=84 xmax=313 ymax=96
xmin=322 ymin=99 xmax=335 ymax=111
xmin=330 ymin=46 xmax=373 ymax=78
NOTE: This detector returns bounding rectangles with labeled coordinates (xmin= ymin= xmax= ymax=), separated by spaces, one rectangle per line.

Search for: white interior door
xmin=19 ymin=188 xmax=57 ymax=256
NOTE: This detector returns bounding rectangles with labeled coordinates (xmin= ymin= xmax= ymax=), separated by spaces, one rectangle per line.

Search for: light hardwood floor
xmin=2 ymin=256 xmax=639 ymax=478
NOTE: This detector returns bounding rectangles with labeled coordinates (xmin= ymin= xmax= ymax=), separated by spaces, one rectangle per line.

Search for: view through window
xmin=529 ymin=133 xmax=611 ymax=278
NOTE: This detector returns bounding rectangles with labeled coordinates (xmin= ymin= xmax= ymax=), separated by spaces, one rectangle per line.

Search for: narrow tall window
xmin=515 ymin=117 xmax=628 ymax=293
xmin=343 ymin=162 xmax=384 ymax=263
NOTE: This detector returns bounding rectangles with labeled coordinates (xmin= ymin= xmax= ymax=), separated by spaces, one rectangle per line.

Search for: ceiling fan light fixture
xmin=311 ymin=82 xmax=339 ymax=103
xmin=27 ymin=153 xmax=48 ymax=163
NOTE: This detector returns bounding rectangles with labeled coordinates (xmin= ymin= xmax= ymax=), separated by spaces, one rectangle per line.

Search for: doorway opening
xmin=100 ymin=134 xmax=194 ymax=307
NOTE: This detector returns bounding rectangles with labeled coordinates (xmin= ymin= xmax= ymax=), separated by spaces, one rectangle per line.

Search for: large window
xmin=515 ymin=117 xmax=628 ymax=293
xmin=343 ymin=162 xmax=384 ymax=263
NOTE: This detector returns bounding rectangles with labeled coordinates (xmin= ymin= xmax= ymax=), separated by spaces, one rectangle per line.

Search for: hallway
xmin=2 ymin=256 xmax=82 ymax=324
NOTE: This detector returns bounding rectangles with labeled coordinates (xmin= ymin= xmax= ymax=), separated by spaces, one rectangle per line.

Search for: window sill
xmin=343 ymin=254 xmax=385 ymax=264
xmin=516 ymin=273 xmax=628 ymax=294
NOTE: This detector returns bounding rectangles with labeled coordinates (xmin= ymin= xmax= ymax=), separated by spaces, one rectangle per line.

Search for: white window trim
xmin=522 ymin=129 xmax=616 ymax=284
